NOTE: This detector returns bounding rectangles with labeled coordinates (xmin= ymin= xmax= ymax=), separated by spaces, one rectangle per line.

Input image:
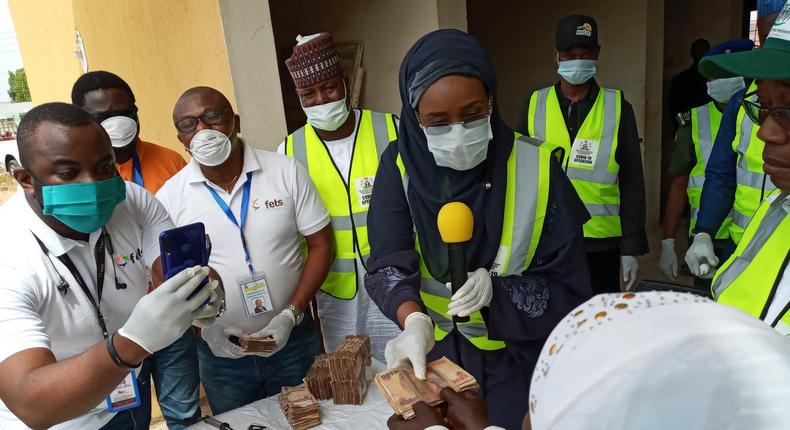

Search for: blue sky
xmin=0 ymin=0 xmax=24 ymax=103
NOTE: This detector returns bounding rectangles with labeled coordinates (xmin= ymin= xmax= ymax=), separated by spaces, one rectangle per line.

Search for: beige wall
xmin=269 ymin=0 xmax=457 ymax=133
xmin=219 ymin=0 xmax=288 ymax=150
xmin=8 ymin=0 xmax=83 ymax=104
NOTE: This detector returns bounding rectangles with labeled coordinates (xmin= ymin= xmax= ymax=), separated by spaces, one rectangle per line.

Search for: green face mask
xmin=39 ymin=176 xmax=126 ymax=233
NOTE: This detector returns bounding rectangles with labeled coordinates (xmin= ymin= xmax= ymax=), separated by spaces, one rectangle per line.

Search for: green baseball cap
xmin=700 ymin=2 xmax=790 ymax=79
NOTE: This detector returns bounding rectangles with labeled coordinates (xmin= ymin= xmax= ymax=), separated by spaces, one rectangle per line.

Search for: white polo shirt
xmin=0 ymin=183 xmax=173 ymax=430
xmin=156 ymin=141 xmax=330 ymax=334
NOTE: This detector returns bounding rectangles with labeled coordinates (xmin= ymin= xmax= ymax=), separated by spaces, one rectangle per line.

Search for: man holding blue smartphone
xmin=0 ymin=103 xmax=223 ymax=430
xmin=157 ymin=86 xmax=333 ymax=414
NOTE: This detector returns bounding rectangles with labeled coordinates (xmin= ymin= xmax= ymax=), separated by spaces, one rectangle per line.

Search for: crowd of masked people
xmin=0 ymin=4 xmax=789 ymax=430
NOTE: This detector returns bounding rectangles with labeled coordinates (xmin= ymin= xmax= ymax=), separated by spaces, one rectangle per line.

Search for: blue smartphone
xmin=159 ymin=222 xmax=212 ymax=300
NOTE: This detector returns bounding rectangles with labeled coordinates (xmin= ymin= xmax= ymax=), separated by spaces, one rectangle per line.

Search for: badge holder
xmin=106 ymin=370 xmax=141 ymax=412
xmin=238 ymin=272 xmax=275 ymax=318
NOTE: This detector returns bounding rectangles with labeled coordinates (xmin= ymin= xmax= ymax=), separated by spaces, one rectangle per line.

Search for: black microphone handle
xmin=447 ymin=243 xmax=470 ymax=323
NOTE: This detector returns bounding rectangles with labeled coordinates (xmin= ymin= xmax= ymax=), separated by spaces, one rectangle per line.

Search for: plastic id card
xmin=106 ymin=370 xmax=141 ymax=412
xmin=239 ymin=272 xmax=274 ymax=318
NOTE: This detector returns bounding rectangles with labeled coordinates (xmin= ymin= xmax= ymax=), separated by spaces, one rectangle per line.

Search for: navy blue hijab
xmin=397 ymin=29 xmax=513 ymax=279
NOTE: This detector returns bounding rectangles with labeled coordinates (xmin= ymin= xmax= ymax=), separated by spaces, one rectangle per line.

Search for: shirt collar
xmin=15 ymin=190 xmax=104 ymax=257
xmin=554 ymin=79 xmax=600 ymax=104
xmin=186 ymin=139 xmax=261 ymax=186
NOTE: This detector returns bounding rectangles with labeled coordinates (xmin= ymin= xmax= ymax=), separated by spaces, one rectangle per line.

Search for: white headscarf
xmin=529 ymin=291 xmax=790 ymax=430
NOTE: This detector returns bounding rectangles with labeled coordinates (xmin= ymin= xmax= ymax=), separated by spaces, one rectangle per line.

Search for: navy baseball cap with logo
xmin=700 ymin=1 xmax=790 ymax=79
xmin=555 ymin=15 xmax=599 ymax=51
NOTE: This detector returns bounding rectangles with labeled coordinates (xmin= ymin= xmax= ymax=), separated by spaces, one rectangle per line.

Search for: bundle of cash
xmin=236 ymin=336 xmax=277 ymax=354
xmin=327 ymin=335 xmax=372 ymax=405
xmin=303 ymin=354 xmax=332 ymax=400
xmin=374 ymin=356 xmax=479 ymax=420
xmin=278 ymin=385 xmax=321 ymax=430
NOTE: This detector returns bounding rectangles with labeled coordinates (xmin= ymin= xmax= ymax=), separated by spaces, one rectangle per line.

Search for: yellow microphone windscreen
xmin=437 ymin=202 xmax=474 ymax=244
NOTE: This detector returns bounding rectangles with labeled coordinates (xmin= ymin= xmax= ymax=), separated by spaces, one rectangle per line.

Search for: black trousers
xmin=585 ymin=248 xmax=622 ymax=295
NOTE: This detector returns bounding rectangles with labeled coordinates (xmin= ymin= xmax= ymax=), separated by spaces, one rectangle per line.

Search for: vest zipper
xmin=316 ymin=111 xmax=367 ymax=280
xmin=760 ymin=249 xmax=790 ymax=322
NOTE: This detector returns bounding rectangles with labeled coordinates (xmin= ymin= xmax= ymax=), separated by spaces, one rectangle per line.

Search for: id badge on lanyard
xmin=106 ymin=370 xmax=141 ymax=412
xmin=238 ymin=272 xmax=274 ymax=317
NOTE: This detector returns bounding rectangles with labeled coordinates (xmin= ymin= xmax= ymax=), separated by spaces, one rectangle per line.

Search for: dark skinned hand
xmin=387 ymin=401 xmax=445 ymax=430
xmin=441 ymin=388 xmax=489 ymax=430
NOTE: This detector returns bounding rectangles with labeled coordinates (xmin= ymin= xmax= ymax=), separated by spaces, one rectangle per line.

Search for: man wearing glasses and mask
xmin=276 ymin=32 xmax=401 ymax=361
xmin=698 ymin=1 xmax=790 ymax=335
xmin=156 ymin=86 xmax=333 ymax=414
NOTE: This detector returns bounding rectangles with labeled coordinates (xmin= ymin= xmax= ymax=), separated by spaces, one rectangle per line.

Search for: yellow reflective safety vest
xmin=713 ymin=190 xmax=790 ymax=327
xmin=285 ymin=109 xmax=398 ymax=299
xmin=395 ymin=134 xmax=552 ymax=351
xmin=687 ymin=102 xmax=731 ymax=238
xmin=731 ymin=81 xmax=776 ymax=243
xmin=527 ymin=85 xmax=622 ymax=239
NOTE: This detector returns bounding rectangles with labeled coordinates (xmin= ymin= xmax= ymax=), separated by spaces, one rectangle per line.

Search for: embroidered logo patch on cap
xmin=576 ymin=23 xmax=593 ymax=37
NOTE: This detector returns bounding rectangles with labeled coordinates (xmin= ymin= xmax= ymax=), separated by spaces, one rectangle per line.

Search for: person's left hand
xmin=245 ymin=310 xmax=295 ymax=357
xmin=447 ymin=268 xmax=493 ymax=317
xmin=441 ymin=388 xmax=489 ymax=430
xmin=621 ymin=255 xmax=639 ymax=290
xmin=386 ymin=402 xmax=445 ymax=430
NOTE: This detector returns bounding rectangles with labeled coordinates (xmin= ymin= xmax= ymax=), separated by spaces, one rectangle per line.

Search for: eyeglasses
xmin=175 ymin=109 xmax=230 ymax=133
xmin=92 ymin=106 xmax=138 ymax=124
xmin=740 ymin=91 xmax=790 ymax=129
xmin=417 ymin=97 xmax=493 ymax=136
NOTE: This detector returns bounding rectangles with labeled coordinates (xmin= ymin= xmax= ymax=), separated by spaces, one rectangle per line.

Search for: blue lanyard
xmin=131 ymin=151 xmax=144 ymax=187
xmin=204 ymin=172 xmax=254 ymax=274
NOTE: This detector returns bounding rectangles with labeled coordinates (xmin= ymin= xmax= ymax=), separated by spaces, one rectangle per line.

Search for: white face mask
xmin=301 ymin=83 xmax=351 ymax=131
xmin=707 ymin=77 xmax=746 ymax=104
xmin=189 ymin=124 xmax=234 ymax=167
xmin=424 ymin=116 xmax=493 ymax=171
xmin=557 ymin=58 xmax=598 ymax=85
xmin=100 ymin=116 xmax=138 ymax=148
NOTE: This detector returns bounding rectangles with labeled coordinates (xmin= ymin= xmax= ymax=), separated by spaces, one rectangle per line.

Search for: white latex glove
xmin=246 ymin=310 xmax=296 ymax=357
xmin=684 ymin=232 xmax=719 ymax=279
xmin=385 ymin=312 xmax=435 ymax=380
xmin=201 ymin=324 xmax=244 ymax=359
xmin=447 ymin=268 xmax=493 ymax=317
xmin=622 ymin=256 xmax=639 ymax=290
xmin=119 ymin=266 xmax=216 ymax=354
xmin=659 ymin=238 xmax=679 ymax=280
xmin=192 ymin=280 xmax=225 ymax=328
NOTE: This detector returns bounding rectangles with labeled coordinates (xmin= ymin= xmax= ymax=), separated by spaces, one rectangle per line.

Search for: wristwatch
xmin=286 ymin=304 xmax=304 ymax=325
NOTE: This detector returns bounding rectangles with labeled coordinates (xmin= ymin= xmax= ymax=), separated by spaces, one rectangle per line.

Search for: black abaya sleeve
xmin=485 ymin=159 xmax=593 ymax=361
xmin=364 ymin=141 xmax=423 ymax=327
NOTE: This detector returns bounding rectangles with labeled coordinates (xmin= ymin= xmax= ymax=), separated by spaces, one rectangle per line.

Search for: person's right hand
xmin=201 ymin=325 xmax=244 ymax=359
xmin=684 ymin=232 xmax=719 ymax=278
xmin=385 ymin=312 xmax=435 ymax=380
xmin=119 ymin=266 xmax=218 ymax=353
xmin=659 ymin=238 xmax=679 ymax=280
xmin=386 ymin=402 xmax=444 ymax=430
xmin=441 ymin=388 xmax=489 ymax=430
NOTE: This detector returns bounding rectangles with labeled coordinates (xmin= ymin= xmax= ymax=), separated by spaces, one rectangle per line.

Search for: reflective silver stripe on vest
xmin=734 ymin=99 xmax=769 ymax=191
xmin=585 ymin=203 xmax=620 ymax=217
xmin=291 ymin=126 xmax=308 ymax=170
xmin=689 ymin=104 xmax=715 ymax=190
xmin=371 ymin=111 xmax=391 ymax=157
xmin=331 ymin=212 xmax=368 ymax=230
xmin=533 ymin=88 xmax=550 ymax=141
xmin=424 ymin=307 xmax=490 ymax=339
xmin=502 ymin=136 xmax=543 ymax=276
xmin=691 ymin=207 xmax=699 ymax=221
xmin=566 ymin=89 xmax=619 ymax=184
xmin=712 ymin=199 xmax=787 ymax=297
xmin=732 ymin=211 xmax=751 ymax=229
xmin=421 ymin=277 xmax=450 ymax=298
xmin=332 ymin=258 xmax=356 ymax=273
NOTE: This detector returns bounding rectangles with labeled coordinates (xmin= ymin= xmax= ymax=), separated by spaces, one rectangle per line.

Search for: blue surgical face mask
xmin=423 ymin=116 xmax=493 ymax=171
xmin=706 ymin=77 xmax=745 ymax=104
xmin=38 ymin=176 xmax=127 ymax=233
xmin=557 ymin=59 xmax=598 ymax=85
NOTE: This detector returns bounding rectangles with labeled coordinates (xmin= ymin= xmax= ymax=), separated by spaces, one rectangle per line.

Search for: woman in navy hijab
xmin=365 ymin=29 xmax=592 ymax=428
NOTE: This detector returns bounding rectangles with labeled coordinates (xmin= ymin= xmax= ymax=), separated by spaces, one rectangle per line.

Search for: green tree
xmin=7 ymin=68 xmax=30 ymax=103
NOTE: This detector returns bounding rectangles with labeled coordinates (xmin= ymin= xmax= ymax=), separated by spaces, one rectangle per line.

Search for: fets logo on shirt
xmin=115 ymin=248 xmax=143 ymax=268
xmin=251 ymin=198 xmax=261 ymax=210
xmin=264 ymin=199 xmax=284 ymax=209
xmin=576 ymin=23 xmax=593 ymax=37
